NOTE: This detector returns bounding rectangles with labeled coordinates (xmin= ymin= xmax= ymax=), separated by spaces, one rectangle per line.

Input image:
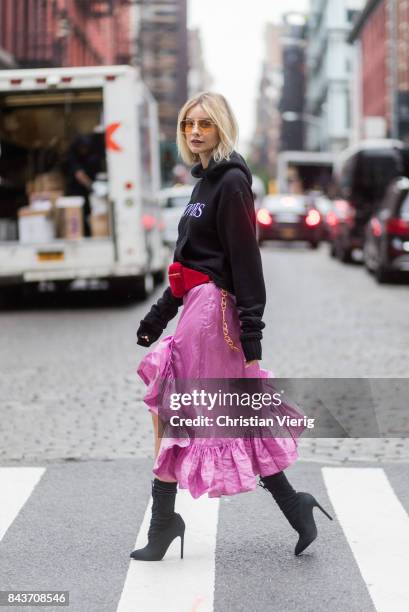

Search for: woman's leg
xmin=259 ymin=471 xmax=296 ymax=498
xmin=130 ymin=413 xmax=182 ymax=561
xmin=151 ymin=412 xmax=177 ymax=483
xmin=259 ymin=471 xmax=333 ymax=555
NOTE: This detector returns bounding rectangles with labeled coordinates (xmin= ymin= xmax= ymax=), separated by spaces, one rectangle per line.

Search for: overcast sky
xmin=188 ymin=0 xmax=310 ymax=155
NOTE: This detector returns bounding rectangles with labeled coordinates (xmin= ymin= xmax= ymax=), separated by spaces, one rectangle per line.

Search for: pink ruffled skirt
xmin=137 ymin=281 xmax=300 ymax=498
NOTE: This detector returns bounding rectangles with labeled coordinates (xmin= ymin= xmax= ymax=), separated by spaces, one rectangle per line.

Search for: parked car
xmin=363 ymin=177 xmax=409 ymax=283
xmin=331 ymin=140 xmax=405 ymax=263
xmin=159 ymin=184 xmax=193 ymax=246
xmin=325 ymin=199 xmax=356 ymax=258
xmin=306 ymin=191 xmax=332 ymax=241
xmin=256 ymin=194 xmax=323 ymax=248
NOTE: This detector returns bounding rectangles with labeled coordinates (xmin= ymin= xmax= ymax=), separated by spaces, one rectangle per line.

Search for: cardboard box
xmin=90 ymin=213 xmax=109 ymax=238
xmin=56 ymin=196 xmax=84 ymax=240
xmin=18 ymin=207 xmax=55 ymax=244
xmin=29 ymin=190 xmax=64 ymax=207
xmin=27 ymin=171 xmax=64 ymax=195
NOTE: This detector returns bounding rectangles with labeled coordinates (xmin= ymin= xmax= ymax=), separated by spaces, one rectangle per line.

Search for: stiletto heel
xmin=314 ymin=500 xmax=333 ymax=521
xmin=180 ymin=530 xmax=185 ymax=559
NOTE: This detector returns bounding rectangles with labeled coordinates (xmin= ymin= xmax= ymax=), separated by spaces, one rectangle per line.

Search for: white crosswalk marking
xmin=0 ymin=467 xmax=45 ymax=541
xmin=116 ymin=489 xmax=220 ymax=612
xmin=1 ymin=464 xmax=408 ymax=611
xmin=322 ymin=467 xmax=409 ymax=612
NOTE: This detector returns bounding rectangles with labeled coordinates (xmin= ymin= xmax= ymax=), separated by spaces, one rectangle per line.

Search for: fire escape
xmin=81 ymin=0 xmax=129 ymax=17
xmin=2 ymin=0 xmax=134 ymax=69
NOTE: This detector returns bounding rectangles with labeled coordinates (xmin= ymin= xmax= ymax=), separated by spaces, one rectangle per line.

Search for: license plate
xmin=276 ymin=213 xmax=299 ymax=223
xmin=37 ymin=251 xmax=65 ymax=262
xmin=280 ymin=228 xmax=296 ymax=239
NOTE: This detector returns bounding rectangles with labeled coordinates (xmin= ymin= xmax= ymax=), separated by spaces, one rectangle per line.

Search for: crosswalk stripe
xmin=116 ymin=489 xmax=220 ymax=612
xmin=322 ymin=467 xmax=409 ymax=612
xmin=0 ymin=467 xmax=45 ymax=541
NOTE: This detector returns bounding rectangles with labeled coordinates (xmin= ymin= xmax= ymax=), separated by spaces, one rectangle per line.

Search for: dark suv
xmin=363 ymin=177 xmax=409 ymax=283
xmin=332 ymin=143 xmax=406 ymax=263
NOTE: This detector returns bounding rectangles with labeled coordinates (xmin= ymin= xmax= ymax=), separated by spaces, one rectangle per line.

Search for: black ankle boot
xmin=259 ymin=472 xmax=333 ymax=555
xmin=130 ymin=478 xmax=185 ymax=561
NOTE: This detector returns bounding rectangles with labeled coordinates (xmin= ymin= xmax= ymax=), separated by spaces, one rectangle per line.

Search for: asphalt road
xmin=1 ymin=241 xmax=408 ymax=464
xmin=1 ymin=240 xmax=409 ymax=612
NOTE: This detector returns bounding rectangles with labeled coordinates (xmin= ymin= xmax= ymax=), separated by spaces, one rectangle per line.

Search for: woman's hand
xmin=245 ymin=359 xmax=259 ymax=368
xmin=136 ymin=332 xmax=152 ymax=347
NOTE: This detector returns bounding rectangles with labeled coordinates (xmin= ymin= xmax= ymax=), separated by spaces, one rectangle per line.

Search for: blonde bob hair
xmin=176 ymin=91 xmax=239 ymax=165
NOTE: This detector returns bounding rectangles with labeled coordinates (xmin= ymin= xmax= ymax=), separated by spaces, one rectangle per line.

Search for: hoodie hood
xmin=191 ymin=150 xmax=252 ymax=186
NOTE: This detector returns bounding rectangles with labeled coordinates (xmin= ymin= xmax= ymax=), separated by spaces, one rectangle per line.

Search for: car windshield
xmin=166 ymin=195 xmax=191 ymax=208
xmin=264 ymin=195 xmax=306 ymax=213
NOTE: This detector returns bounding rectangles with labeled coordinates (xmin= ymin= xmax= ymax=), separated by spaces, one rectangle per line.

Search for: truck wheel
xmin=136 ymin=273 xmax=154 ymax=299
xmin=111 ymin=274 xmax=154 ymax=301
xmin=0 ymin=285 xmax=22 ymax=309
xmin=153 ymin=269 xmax=166 ymax=285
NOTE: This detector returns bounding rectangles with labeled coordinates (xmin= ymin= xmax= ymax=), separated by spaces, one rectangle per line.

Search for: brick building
xmin=134 ymin=0 xmax=188 ymax=182
xmin=0 ymin=0 xmax=133 ymax=69
xmin=135 ymin=0 xmax=188 ymax=141
xmin=349 ymin=0 xmax=409 ymax=141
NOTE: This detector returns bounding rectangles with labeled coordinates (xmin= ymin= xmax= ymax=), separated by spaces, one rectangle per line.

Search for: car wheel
xmin=363 ymin=250 xmax=374 ymax=274
xmin=375 ymin=265 xmax=395 ymax=284
xmin=364 ymin=259 xmax=375 ymax=275
xmin=336 ymin=240 xmax=352 ymax=263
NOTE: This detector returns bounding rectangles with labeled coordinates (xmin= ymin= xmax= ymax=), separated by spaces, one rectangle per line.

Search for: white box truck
xmin=277 ymin=150 xmax=335 ymax=195
xmin=0 ymin=65 xmax=168 ymax=301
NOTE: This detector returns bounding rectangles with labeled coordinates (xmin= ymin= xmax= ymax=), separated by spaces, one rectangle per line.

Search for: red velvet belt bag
xmin=168 ymin=262 xmax=210 ymax=298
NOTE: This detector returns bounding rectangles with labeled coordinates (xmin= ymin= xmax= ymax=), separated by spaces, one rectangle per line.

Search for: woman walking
xmin=130 ymin=92 xmax=333 ymax=562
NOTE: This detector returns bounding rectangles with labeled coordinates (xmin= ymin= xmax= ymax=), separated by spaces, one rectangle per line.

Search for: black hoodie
xmin=137 ymin=150 xmax=266 ymax=361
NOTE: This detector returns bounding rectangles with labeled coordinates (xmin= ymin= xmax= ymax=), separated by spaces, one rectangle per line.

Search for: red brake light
xmin=326 ymin=210 xmax=338 ymax=227
xmin=10 ymin=79 xmax=22 ymax=85
xmin=142 ymin=214 xmax=156 ymax=230
xmin=305 ymin=209 xmax=321 ymax=227
xmin=386 ymin=218 xmax=409 ymax=235
xmin=256 ymin=208 xmax=273 ymax=226
xmin=370 ymin=218 xmax=382 ymax=237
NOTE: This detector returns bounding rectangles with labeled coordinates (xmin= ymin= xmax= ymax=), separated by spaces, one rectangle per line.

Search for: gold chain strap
xmin=221 ymin=289 xmax=240 ymax=351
